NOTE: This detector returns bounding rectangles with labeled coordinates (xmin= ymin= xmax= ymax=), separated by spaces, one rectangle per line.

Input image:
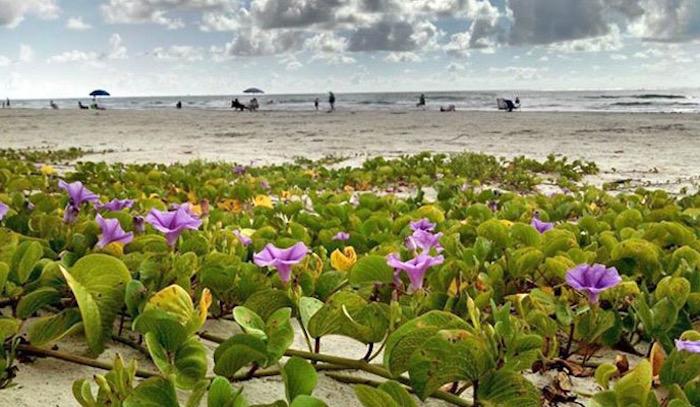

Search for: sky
xmin=1 ymin=0 xmax=700 ymax=98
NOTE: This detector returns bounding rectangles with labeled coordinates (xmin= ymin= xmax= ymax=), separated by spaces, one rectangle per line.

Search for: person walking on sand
xmin=314 ymin=97 xmax=319 ymax=111
xmin=328 ymin=92 xmax=336 ymax=112
xmin=417 ymin=93 xmax=426 ymax=109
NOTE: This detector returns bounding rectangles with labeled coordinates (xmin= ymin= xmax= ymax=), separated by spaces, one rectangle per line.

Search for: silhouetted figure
xmin=417 ymin=94 xmax=426 ymax=108
xmin=249 ymin=98 xmax=259 ymax=112
xmin=78 ymin=101 xmax=89 ymax=110
xmin=231 ymin=98 xmax=247 ymax=111
xmin=176 ymin=101 xmax=182 ymax=109
xmin=314 ymin=98 xmax=319 ymax=111
xmin=50 ymin=100 xmax=59 ymax=110
xmin=6 ymin=98 xmax=9 ymax=108
xmin=328 ymin=92 xmax=336 ymax=112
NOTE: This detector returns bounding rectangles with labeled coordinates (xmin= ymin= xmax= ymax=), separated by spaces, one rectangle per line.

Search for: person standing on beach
xmin=176 ymin=101 xmax=182 ymax=109
xmin=6 ymin=98 xmax=9 ymax=108
xmin=417 ymin=94 xmax=426 ymax=109
xmin=314 ymin=98 xmax=319 ymax=111
xmin=328 ymin=92 xmax=336 ymax=112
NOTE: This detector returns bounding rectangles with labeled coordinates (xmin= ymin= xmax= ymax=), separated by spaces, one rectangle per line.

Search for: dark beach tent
xmin=243 ymin=88 xmax=264 ymax=94
xmin=89 ymin=90 xmax=110 ymax=97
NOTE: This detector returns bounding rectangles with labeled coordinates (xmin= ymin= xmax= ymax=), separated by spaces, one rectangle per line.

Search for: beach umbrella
xmin=243 ymin=87 xmax=264 ymax=94
xmin=90 ymin=90 xmax=110 ymax=97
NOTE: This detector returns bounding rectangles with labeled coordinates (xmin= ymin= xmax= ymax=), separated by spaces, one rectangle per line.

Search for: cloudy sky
xmin=2 ymin=0 xmax=700 ymax=98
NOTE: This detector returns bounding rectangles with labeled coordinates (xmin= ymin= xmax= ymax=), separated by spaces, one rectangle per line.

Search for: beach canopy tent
xmin=243 ymin=88 xmax=264 ymax=94
xmin=90 ymin=90 xmax=110 ymax=97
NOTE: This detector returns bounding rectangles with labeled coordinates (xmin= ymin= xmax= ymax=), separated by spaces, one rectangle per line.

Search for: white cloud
xmin=152 ymin=45 xmax=204 ymax=61
xmin=0 ymin=0 xmax=59 ymax=28
xmin=108 ymin=34 xmax=128 ymax=60
xmin=489 ymin=66 xmax=549 ymax=80
xmin=19 ymin=44 xmax=34 ymax=63
xmin=66 ymin=16 xmax=92 ymax=30
xmin=47 ymin=50 xmax=99 ymax=63
xmin=101 ymin=0 xmax=235 ymax=29
xmin=385 ymin=52 xmax=422 ymax=63
xmin=0 ymin=55 xmax=11 ymax=67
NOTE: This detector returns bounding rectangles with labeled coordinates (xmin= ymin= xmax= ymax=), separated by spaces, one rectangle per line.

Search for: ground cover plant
xmin=0 ymin=148 xmax=699 ymax=406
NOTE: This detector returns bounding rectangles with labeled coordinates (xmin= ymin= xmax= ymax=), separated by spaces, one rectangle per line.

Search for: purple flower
xmin=0 ymin=202 xmax=8 ymax=221
xmin=133 ymin=216 xmax=145 ymax=234
xmin=170 ymin=202 xmax=199 ymax=219
xmin=234 ymin=230 xmax=252 ymax=247
xmin=260 ymin=180 xmax=270 ymax=190
xmin=233 ymin=165 xmax=247 ymax=175
xmin=565 ymin=264 xmax=622 ymax=304
xmin=531 ymin=217 xmax=554 ymax=234
xmin=406 ymin=230 xmax=444 ymax=253
xmin=63 ymin=204 xmax=80 ymax=224
xmin=58 ymin=180 xmax=99 ymax=207
xmin=333 ymin=232 xmax=350 ymax=241
xmin=676 ymin=340 xmax=700 ymax=353
xmin=254 ymin=242 xmax=308 ymax=283
xmin=96 ymin=215 xmax=133 ymax=248
xmin=145 ymin=206 xmax=202 ymax=247
xmin=387 ymin=253 xmax=445 ymax=291
xmin=410 ymin=218 xmax=436 ymax=232
xmin=96 ymin=198 xmax=134 ymax=212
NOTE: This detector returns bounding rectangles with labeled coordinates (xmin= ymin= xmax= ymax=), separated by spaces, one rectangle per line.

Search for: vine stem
xmin=325 ymin=372 xmax=473 ymax=407
xmin=14 ymin=343 xmax=347 ymax=383
xmin=199 ymin=332 xmax=471 ymax=406
xmin=15 ymin=344 xmax=156 ymax=379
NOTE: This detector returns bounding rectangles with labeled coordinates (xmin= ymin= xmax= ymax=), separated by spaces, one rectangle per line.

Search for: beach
xmin=0 ymin=107 xmax=697 ymax=406
xmin=1 ymin=108 xmax=699 ymax=191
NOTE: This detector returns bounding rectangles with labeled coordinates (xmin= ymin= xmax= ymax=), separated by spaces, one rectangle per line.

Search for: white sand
xmin=1 ymin=108 xmax=699 ymax=191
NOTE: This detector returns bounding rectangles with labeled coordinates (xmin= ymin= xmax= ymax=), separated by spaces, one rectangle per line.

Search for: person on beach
xmin=249 ymin=98 xmax=259 ymax=112
xmin=314 ymin=98 xmax=319 ymax=111
xmin=176 ymin=101 xmax=182 ymax=109
xmin=6 ymin=98 xmax=9 ymax=108
xmin=50 ymin=100 xmax=59 ymax=110
xmin=417 ymin=94 xmax=426 ymax=109
xmin=328 ymin=92 xmax=336 ymax=112
xmin=232 ymin=98 xmax=247 ymax=111
xmin=78 ymin=101 xmax=89 ymax=110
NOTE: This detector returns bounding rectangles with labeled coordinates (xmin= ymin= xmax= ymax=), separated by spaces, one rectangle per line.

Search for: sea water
xmin=7 ymin=89 xmax=700 ymax=113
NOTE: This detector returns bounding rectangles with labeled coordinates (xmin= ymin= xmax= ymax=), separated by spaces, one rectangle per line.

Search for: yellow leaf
xmin=197 ymin=289 xmax=212 ymax=328
xmin=331 ymin=247 xmax=357 ymax=272
xmin=146 ymin=285 xmax=194 ymax=326
xmin=40 ymin=164 xmax=55 ymax=176
xmin=217 ymin=199 xmax=243 ymax=214
xmin=499 ymin=220 xmax=513 ymax=228
xmin=253 ymin=195 xmax=273 ymax=209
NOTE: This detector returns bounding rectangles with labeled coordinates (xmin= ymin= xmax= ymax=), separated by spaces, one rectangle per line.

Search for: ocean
xmin=6 ymin=89 xmax=700 ymax=113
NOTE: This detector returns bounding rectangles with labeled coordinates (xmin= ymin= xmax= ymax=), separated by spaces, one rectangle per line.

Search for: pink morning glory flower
xmin=410 ymin=218 xmax=436 ymax=232
xmin=387 ymin=253 xmax=445 ymax=291
xmin=59 ymin=180 xmax=99 ymax=207
xmin=145 ymin=206 xmax=202 ymax=247
xmin=96 ymin=198 xmax=134 ymax=212
xmin=234 ymin=230 xmax=252 ymax=246
xmin=333 ymin=232 xmax=350 ymax=241
xmin=96 ymin=215 xmax=133 ymax=248
xmin=253 ymin=242 xmax=308 ymax=283
xmin=0 ymin=202 xmax=8 ymax=221
xmin=531 ymin=217 xmax=554 ymax=234
xmin=676 ymin=340 xmax=700 ymax=353
xmin=406 ymin=229 xmax=444 ymax=253
xmin=566 ymin=264 xmax=622 ymax=304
